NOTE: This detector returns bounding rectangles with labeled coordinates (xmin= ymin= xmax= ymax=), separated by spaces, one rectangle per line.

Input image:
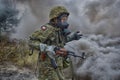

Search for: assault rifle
xmin=51 ymin=47 xmax=86 ymax=69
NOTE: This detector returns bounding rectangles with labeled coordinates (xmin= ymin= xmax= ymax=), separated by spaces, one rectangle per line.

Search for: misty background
xmin=0 ymin=0 xmax=120 ymax=80
xmin=0 ymin=0 xmax=119 ymax=39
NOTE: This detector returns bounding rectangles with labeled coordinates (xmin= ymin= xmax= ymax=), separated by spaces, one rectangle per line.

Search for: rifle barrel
xmin=67 ymin=51 xmax=85 ymax=59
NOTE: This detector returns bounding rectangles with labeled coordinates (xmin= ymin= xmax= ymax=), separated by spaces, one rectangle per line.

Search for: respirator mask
xmin=56 ymin=14 xmax=69 ymax=29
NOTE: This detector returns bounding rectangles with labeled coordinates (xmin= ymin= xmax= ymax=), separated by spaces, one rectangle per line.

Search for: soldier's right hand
xmin=54 ymin=47 xmax=68 ymax=57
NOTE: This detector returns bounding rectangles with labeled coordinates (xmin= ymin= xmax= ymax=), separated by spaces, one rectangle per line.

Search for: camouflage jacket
xmin=29 ymin=23 xmax=70 ymax=67
xmin=29 ymin=23 xmax=68 ymax=50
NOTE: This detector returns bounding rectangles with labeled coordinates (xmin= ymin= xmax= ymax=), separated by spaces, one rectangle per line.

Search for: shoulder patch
xmin=41 ymin=26 xmax=47 ymax=31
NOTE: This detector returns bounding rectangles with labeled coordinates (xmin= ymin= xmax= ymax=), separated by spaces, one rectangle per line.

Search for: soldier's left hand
xmin=74 ymin=31 xmax=83 ymax=40
xmin=67 ymin=31 xmax=82 ymax=41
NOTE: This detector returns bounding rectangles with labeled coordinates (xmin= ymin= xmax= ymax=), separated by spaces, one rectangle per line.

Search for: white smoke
xmin=11 ymin=2 xmax=39 ymax=39
xmin=65 ymin=34 xmax=120 ymax=80
xmin=62 ymin=0 xmax=120 ymax=37
xmin=9 ymin=0 xmax=120 ymax=39
xmin=1 ymin=0 xmax=120 ymax=80
xmin=11 ymin=0 xmax=120 ymax=79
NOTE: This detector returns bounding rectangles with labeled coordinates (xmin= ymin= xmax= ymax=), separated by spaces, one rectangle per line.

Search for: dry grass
xmin=0 ymin=36 xmax=38 ymax=70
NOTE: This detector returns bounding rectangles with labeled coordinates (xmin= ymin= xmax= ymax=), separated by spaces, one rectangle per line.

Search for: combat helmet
xmin=49 ymin=6 xmax=69 ymax=20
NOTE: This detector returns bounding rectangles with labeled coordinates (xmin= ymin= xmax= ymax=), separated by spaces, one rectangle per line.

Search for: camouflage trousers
xmin=38 ymin=56 xmax=65 ymax=80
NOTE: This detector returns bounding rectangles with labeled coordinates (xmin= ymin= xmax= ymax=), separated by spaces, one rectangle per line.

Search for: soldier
xmin=29 ymin=6 xmax=82 ymax=80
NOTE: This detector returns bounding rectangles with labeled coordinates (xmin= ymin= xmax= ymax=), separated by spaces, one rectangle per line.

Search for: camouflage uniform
xmin=30 ymin=24 xmax=69 ymax=80
xmin=29 ymin=6 xmax=70 ymax=80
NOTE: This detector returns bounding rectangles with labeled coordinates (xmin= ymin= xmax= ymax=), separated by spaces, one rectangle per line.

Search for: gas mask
xmin=57 ymin=20 xmax=69 ymax=29
xmin=56 ymin=14 xmax=69 ymax=29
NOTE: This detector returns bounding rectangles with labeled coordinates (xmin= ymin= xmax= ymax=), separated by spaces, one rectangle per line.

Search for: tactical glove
xmin=67 ymin=31 xmax=82 ymax=41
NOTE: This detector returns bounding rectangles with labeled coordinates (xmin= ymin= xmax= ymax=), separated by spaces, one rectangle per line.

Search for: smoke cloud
xmin=8 ymin=0 xmax=120 ymax=39
xmin=1 ymin=0 xmax=120 ymax=80
xmin=11 ymin=0 xmax=120 ymax=80
xmin=65 ymin=35 xmax=120 ymax=80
